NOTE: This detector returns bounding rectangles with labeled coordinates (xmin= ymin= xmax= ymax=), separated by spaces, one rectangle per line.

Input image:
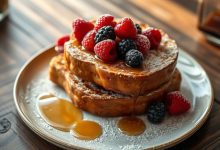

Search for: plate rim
xmin=13 ymin=46 xmax=214 ymax=150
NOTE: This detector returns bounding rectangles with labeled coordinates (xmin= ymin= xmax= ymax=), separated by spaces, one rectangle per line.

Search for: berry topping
xmin=82 ymin=30 xmax=96 ymax=52
xmin=72 ymin=18 xmax=94 ymax=43
xmin=117 ymin=39 xmax=137 ymax=59
xmin=114 ymin=17 xmax=137 ymax=39
xmin=147 ymin=101 xmax=166 ymax=124
xmin=95 ymin=14 xmax=114 ymax=31
xmin=125 ymin=49 xmax=143 ymax=67
xmin=95 ymin=26 xmax=116 ymax=44
xmin=94 ymin=39 xmax=117 ymax=62
xmin=70 ymin=15 xmax=166 ymax=67
xmin=166 ymin=91 xmax=191 ymax=116
xmin=134 ymin=34 xmax=150 ymax=55
xmin=142 ymin=28 xmax=161 ymax=49
xmin=111 ymin=21 xmax=117 ymax=28
xmin=55 ymin=35 xmax=70 ymax=53
xmin=135 ymin=24 xmax=142 ymax=34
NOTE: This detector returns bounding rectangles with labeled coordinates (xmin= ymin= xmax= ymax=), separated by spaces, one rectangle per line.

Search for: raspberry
xmin=166 ymin=91 xmax=191 ymax=116
xmin=134 ymin=34 xmax=150 ymax=55
xmin=82 ymin=30 xmax=96 ymax=52
xmin=114 ymin=17 xmax=137 ymax=39
xmin=95 ymin=14 xmax=114 ymax=31
xmin=111 ymin=21 xmax=117 ymax=28
xmin=142 ymin=28 xmax=162 ymax=49
xmin=147 ymin=101 xmax=166 ymax=124
xmin=94 ymin=39 xmax=117 ymax=62
xmin=55 ymin=35 xmax=70 ymax=53
xmin=56 ymin=35 xmax=70 ymax=46
xmin=135 ymin=24 xmax=142 ymax=34
xmin=125 ymin=49 xmax=143 ymax=67
xmin=95 ymin=26 xmax=116 ymax=44
xmin=72 ymin=18 xmax=94 ymax=43
xmin=117 ymin=39 xmax=137 ymax=59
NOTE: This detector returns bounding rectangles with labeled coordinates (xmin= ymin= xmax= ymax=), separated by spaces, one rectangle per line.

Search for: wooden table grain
xmin=0 ymin=0 xmax=219 ymax=149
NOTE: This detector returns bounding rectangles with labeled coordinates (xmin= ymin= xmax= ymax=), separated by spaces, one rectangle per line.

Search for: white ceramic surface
xmin=14 ymin=47 xmax=213 ymax=150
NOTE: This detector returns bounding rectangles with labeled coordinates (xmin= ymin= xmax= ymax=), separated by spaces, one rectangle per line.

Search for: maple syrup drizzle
xmin=71 ymin=120 xmax=102 ymax=140
xmin=37 ymin=94 xmax=83 ymax=131
xmin=117 ymin=117 xmax=146 ymax=136
xmin=37 ymin=93 xmax=102 ymax=140
xmin=119 ymin=80 xmax=146 ymax=136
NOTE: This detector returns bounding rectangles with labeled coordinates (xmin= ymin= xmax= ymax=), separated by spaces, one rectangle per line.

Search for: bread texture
xmin=64 ymin=23 xmax=178 ymax=96
xmin=49 ymin=55 xmax=181 ymax=117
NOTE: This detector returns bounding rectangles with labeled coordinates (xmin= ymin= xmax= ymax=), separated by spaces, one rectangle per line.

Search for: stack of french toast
xmin=49 ymin=15 xmax=181 ymax=117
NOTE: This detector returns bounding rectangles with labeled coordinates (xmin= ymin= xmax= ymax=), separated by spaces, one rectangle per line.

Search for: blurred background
xmin=0 ymin=0 xmax=219 ymax=63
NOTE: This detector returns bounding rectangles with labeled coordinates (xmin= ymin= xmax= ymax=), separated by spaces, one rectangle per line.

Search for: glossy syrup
xmin=117 ymin=117 xmax=146 ymax=136
xmin=37 ymin=93 xmax=83 ymax=131
xmin=71 ymin=120 xmax=102 ymax=140
xmin=37 ymin=93 xmax=102 ymax=140
xmin=117 ymin=81 xmax=146 ymax=136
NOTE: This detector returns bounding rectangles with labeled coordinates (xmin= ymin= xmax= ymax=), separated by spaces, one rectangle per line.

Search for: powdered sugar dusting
xmin=22 ymin=75 xmax=192 ymax=150
xmin=134 ymin=34 xmax=150 ymax=54
xmin=66 ymin=29 xmax=178 ymax=76
xmin=17 ymin=50 xmax=212 ymax=149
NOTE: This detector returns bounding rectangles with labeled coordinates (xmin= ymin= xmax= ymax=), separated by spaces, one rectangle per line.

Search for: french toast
xmin=64 ymin=23 xmax=178 ymax=96
xmin=49 ymin=55 xmax=181 ymax=117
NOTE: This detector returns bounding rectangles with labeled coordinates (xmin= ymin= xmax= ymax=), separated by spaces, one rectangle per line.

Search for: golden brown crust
xmin=64 ymin=24 xmax=178 ymax=96
xmin=49 ymin=55 xmax=181 ymax=117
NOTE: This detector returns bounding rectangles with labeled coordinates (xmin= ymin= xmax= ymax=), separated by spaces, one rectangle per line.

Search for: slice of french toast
xmin=49 ymin=55 xmax=181 ymax=117
xmin=64 ymin=23 xmax=178 ymax=96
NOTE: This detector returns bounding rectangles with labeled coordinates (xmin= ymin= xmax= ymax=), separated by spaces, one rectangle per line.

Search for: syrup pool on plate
xmin=37 ymin=93 xmax=147 ymax=139
xmin=117 ymin=117 xmax=146 ymax=136
xmin=37 ymin=93 xmax=83 ymax=131
xmin=71 ymin=120 xmax=102 ymax=140
xmin=36 ymin=93 xmax=102 ymax=140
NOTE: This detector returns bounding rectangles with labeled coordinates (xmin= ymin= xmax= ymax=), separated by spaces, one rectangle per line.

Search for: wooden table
xmin=0 ymin=0 xmax=219 ymax=149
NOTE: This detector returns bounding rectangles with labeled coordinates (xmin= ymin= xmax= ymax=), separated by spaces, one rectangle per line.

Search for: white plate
xmin=14 ymin=47 xmax=213 ymax=150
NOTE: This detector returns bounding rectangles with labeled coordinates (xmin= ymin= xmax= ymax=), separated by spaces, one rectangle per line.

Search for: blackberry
xmin=125 ymin=49 xmax=143 ymax=67
xmin=147 ymin=101 xmax=165 ymax=124
xmin=94 ymin=26 xmax=116 ymax=43
xmin=117 ymin=39 xmax=137 ymax=58
xmin=135 ymin=24 xmax=142 ymax=34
